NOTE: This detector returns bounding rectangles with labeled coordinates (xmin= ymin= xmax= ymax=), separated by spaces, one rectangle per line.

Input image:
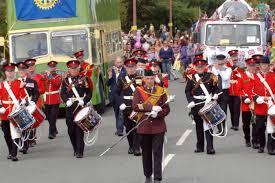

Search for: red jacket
xmin=29 ymin=73 xmax=46 ymax=108
xmin=229 ymin=66 xmax=244 ymax=96
xmin=43 ymin=72 xmax=62 ymax=105
xmin=132 ymin=85 xmax=170 ymax=134
xmin=80 ymin=62 xmax=93 ymax=78
xmin=240 ymin=71 xmax=255 ymax=112
xmin=253 ymin=71 xmax=275 ymax=115
xmin=0 ymin=80 xmax=27 ymax=121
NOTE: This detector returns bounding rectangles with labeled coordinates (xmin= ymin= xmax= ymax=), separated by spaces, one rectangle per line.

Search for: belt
xmin=1 ymin=100 xmax=14 ymax=104
xmin=123 ymin=96 xmax=133 ymax=100
xmin=45 ymin=90 xmax=60 ymax=95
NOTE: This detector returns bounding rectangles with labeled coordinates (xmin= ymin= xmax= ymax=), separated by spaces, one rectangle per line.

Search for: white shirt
xmin=211 ymin=66 xmax=232 ymax=89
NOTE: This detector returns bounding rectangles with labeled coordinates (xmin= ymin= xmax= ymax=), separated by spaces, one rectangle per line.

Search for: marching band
xmin=0 ymin=47 xmax=274 ymax=183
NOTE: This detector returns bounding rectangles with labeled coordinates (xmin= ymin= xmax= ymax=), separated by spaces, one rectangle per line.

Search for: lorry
xmin=1 ymin=0 xmax=123 ymax=113
xmin=194 ymin=0 xmax=268 ymax=65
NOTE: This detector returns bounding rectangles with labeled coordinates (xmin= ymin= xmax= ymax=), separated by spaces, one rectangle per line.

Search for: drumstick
xmin=99 ymin=95 xmax=176 ymax=157
xmin=191 ymin=92 xmax=223 ymax=107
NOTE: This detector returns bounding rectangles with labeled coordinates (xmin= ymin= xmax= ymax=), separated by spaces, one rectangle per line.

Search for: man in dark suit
xmin=17 ymin=62 xmax=39 ymax=154
xmin=107 ymin=56 xmax=126 ymax=136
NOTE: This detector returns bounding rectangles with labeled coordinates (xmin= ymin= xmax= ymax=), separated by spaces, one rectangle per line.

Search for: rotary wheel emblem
xmin=34 ymin=0 xmax=59 ymax=10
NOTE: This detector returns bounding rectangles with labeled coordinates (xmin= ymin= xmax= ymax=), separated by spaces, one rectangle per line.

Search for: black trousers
xmin=228 ymin=96 xmax=241 ymax=128
xmin=218 ymin=89 xmax=230 ymax=130
xmin=1 ymin=121 xmax=19 ymax=157
xmin=123 ymin=117 xmax=140 ymax=151
xmin=140 ymin=133 xmax=164 ymax=181
xmin=66 ymin=116 xmax=84 ymax=155
xmin=194 ymin=114 xmax=214 ymax=151
xmin=45 ymin=104 xmax=59 ymax=135
xmin=242 ymin=111 xmax=257 ymax=143
xmin=255 ymin=115 xmax=267 ymax=149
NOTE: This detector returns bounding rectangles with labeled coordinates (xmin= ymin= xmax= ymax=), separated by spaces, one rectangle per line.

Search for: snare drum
xmin=74 ymin=106 xmax=102 ymax=133
xmin=8 ymin=107 xmax=35 ymax=131
xmin=26 ymin=104 xmax=46 ymax=128
xmin=198 ymin=101 xmax=226 ymax=126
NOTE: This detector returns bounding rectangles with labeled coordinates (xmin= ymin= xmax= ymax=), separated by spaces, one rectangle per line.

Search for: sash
xmin=194 ymin=74 xmax=211 ymax=98
xmin=3 ymin=81 xmax=20 ymax=108
xmin=256 ymin=73 xmax=275 ymax=102
xmin=130 ymin=86 xmax=167 ymax=123
xmin=68 ymin=77 xmax=81 ymax=99
xmin=125 ymin=76 xmax=136 ymax=92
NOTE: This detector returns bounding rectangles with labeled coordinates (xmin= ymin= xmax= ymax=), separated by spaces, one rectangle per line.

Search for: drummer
xmin=253 ymin=56 xmax=275 ymax=155
xmin=185 ymin=58 xmax=220 ymax=155
xmin=60 ymin=60 xmax=93 ymax=158
xmin=0 ymin=63 xmax=27 ymax=161
xmin=17 ymin=62 xmax=40 ymax=154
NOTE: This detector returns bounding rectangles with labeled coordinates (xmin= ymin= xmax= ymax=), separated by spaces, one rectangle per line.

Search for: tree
xmin=0 ymin=0 xmax=7 ymax=37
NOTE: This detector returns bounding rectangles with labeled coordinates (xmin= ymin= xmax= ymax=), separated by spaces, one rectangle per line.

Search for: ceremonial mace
xmin=99 ymin=95 xmax=176 ymax=157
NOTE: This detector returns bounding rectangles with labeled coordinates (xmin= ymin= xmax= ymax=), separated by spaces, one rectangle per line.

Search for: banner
xmin=15 ymin=0 xmax=76 ymax=21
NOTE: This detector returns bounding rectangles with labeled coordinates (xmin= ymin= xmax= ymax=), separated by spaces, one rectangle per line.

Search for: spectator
xmin=180 ymin=38 xmax=188 ymax=82
xmin=159 ymin=40 xmax=174 ymax=80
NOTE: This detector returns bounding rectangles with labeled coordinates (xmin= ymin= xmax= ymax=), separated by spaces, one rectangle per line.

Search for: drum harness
xmin=193 ymin=74 xmax=227 ymax=138
xmin=256 ymin=73 xmax=275 ymax=139
xmin=3 ymin=81 xmax=27 ymax=149
xmin=68 ymin=77 xmax=101 ymax=146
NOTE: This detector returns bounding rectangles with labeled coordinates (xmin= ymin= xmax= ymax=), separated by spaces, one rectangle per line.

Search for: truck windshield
xmin=206 ymin=24 xmax=261 ymax=46
xmin=51 ymin=30 xmax=89 ymax=59
xmin=11 ymin=33 xmax=48 ymax=63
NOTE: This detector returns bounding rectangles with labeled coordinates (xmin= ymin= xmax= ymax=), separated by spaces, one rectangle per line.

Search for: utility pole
xmin=168 ymin=0 xmax=173 ymax=38
xmin=132 ymin=0 xmax=137 ymax=32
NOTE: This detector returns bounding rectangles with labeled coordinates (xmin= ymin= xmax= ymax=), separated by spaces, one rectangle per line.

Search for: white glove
xmin=78 ymin=99 xmax=84 ymax=107
xmin=152 ymin=106 xmax=162 ymax=112
xmin=0 ymin=107 xmax=6 ymax=114
xmin=29 ymin=101 xmax=35 ymax=106
xmin=244 ymin=98 xmax=251 ymax=104
xmin=187 ymin=101 xmax=195 ymax=109
xmin=212 ymin=94 xmax=219 ymax=100
xmin=150 ymin=110 xmax=158 ymax=118
xmin=66 ymin=100 xmax=73 ymax=107
xmin=119 ymin=103 xmax=127 ymax=111
xmin=20 ymin=98 xmax=27 ymax=105
xmin=155 ymin=76 xmax=161 ymax=83
xmin=256 ymin=97 xmax=264 ymax=104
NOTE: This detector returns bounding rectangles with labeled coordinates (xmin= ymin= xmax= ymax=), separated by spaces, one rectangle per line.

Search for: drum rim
xmin=74 ymin=106 xmax=92 ymax=122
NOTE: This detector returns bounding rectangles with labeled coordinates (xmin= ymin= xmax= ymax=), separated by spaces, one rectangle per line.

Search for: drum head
xmin=74 ymin=106 xmax=91 ymax=122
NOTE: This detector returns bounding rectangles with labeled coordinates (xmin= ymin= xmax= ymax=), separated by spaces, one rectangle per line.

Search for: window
xmin=11 ymin=33 xmax=48 ymax=63
xmin=51 ymin=30 xmax=89 ymax=59
xmin=105 ymin=31 xmax=122 ymax=54
xmin=206 ymin=24 xmax=261 ymax=46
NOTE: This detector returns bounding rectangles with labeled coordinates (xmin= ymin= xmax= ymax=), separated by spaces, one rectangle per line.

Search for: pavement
xmin=0 ymin=80 xmax=274 ymax=183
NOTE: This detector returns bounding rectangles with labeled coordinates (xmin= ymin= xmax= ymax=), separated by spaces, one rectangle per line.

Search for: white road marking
xmin=176 ymin=129 xmax=192 ymax=146
xmin=162 ymin=154 xmax=175 ymax=172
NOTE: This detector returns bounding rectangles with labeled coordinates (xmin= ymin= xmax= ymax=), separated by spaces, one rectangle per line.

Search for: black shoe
xmin=252 ymin=143 xmax=260 ymax=149
xmin=11 ymin=156 xmax=18 ymax=162
xmin=258 ymin=147 xmax=264 ymax=153
xmin=7 ymin=154 xmax=12 ymax=160
xmin=134 ymin=149 xmax=141 ymax=156
xmin=128 ymin=148 xmax=134 ymax=154
xmin=233 ymin=127 xmax=239 ymax=131
xmin=230 ymin=126 xmax=235 ymax=130
xmin=48 ymin=134 xmax=55 ymax=139
xmin=267 ymin=149 xmax=275 ymax=155
xmin=207 ymin=149 xmax=216 ymax=155
xmin=19 ymin=148 xmax=28 ymax=154
xmin=76 ymin=154 xmax=83 ymax=158
xmin=145 ymin=177 xmax=152 ymax=183
xmin=116 ymin=132 xmax=123 ymax=136
xmin=246 ymin=142 xmax=251 ymax=147
xmin=194 ymin=149 xmax=204 ymax=153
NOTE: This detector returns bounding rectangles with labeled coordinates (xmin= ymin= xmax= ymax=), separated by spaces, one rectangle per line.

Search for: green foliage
xmin=0 ymin=0 xmax=6 ymax=37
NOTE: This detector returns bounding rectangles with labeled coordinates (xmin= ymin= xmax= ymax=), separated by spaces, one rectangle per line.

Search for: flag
xmin=15 ymin=0 xmax=76 ymax=21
